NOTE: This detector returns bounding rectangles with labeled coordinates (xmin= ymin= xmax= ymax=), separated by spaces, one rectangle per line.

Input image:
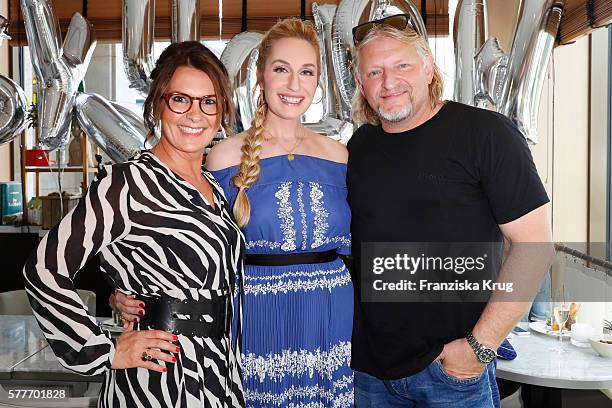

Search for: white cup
xmin=571 ymin=323 xmax=594 ymax=346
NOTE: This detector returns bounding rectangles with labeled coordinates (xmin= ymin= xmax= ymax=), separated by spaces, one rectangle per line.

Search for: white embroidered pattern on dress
xmin=275 ymin=182 xmax=296 ymax=251
xmin=244 ymin=267 xmax=351 ymax=295
xmin=244 ymin=375 xmax=353 ymax=407
xmin=245 ymin=240 xmax=281 ymax=250
xmin=297 ymin=182 xmax=308 ymax=250
xmin=244 ymin=265 xmax=346 ymax=282
xmin=309 ymin=182 xmax=329 ymax=248
xmin=242 ymin=341 xmax=352 ymax=382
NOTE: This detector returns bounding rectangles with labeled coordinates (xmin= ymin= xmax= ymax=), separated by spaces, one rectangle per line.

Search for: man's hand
xmin=437 ymin=338 xmax=486 ymax=380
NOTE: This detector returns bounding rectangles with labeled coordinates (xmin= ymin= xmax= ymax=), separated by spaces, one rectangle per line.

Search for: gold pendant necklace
xmin=267 ymin=127 xmax=304 ymax=161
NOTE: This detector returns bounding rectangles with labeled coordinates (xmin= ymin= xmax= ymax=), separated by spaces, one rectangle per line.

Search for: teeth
xmin=178 ymin=126 xmax=204 ymax=134
xmin=279 ymin=95 xmax=303 ymax=104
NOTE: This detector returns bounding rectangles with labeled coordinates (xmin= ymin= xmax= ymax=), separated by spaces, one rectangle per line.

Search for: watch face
xmin=478 ymin=348 xmax=496 ymax=363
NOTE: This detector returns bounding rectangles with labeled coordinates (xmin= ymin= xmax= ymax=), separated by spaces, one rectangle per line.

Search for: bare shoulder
xmin=307 ymin=131 xmax=348 ymax=164
xmin=205 ymin=133 xmax=245 ymax=171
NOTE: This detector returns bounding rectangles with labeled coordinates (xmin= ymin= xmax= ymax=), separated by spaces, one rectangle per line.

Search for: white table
xmin=496 ymin=328 xmax=612 ymax=389
xmin=496 ymin=324 xmax=612 ymax=407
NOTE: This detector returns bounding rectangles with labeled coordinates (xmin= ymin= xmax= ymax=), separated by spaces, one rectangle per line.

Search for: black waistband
xmin=245 ymin=249 xmax=338 ymax=266
xmin=135 ymin=294 xmax=230 ymax=338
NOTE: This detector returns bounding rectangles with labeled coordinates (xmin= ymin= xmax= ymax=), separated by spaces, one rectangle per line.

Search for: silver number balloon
xmin=122 ymin=0 xmax=155 ymax=96
xmin=0 ymin=75 xmax=28 ymax=146
xmin=63 ymin=12 xmax=97 ymax=82
xmin=332 ymin=0 xmax=371 ymax=116
xmin=220 ymin=31 xmax=263 ymax=130
xmin=20 ymin=0 xmax=62 ymax=78
xmin=304 ymin=3 xmax=351 ymax=140
xmin=474 ymin=37 xmax=507 ymax=109
xmin=310 ymin=2 xmax=338 ymax=123
xmin=453 ymin=0 xmax=488 ymax=105
xmin=109 ymin=101 xmax=158 ymax=147
xmin=498 ymin=0 xmax=564 ymax=144
xmin=21 ymin=0 xmax=95 ymax=150
xmin=75 ymin=93 xmax=147 ymax=163
xmin=172 ymin=0 xmax=200 ymax=43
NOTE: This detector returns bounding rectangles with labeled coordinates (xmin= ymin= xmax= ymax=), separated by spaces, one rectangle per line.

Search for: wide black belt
xmin=136 ymin=294 xmax=230 ymax=338
xmin=245 ymin=249 xmax=338 ymax=266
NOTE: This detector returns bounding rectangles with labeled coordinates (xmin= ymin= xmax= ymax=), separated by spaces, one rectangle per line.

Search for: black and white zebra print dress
xmin=23 ymin=152 xmax=245 ymax=407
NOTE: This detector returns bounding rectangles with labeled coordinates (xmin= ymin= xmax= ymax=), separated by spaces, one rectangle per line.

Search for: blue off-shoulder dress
xmin=210 ymin=154 xmax=354 ymax=408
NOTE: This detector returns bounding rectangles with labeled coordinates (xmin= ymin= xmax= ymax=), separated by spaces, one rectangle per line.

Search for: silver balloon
xmin=474 ymin=37 xmax=507 ymax=109
xmin=310 ymin=2 xmax=338 ymax=123
xmin=36 ymin=63 xmax=78 ymax=150
xmin=122 ymin=0 xmax=155 ymax=96
xmin=220 ymin=31 xmax=263 ymax=130
xmin=371 ymin=0 xmax=427 ymax=38
xmin=498 ymin=0 xmax=564 ymax=144
xmin=75 ymin=93 xmax=147 ymax=163
xmin=453 ymin=0 xmax=488 ymax=105
xmin=172 ymin=0 xmax=200 ymax=43
xmin=63 ymin=12 xmax=96 ymax=82
xmin=332 ymin=0 xmax=371 ymax=115
xmin=20 ymin=0 xmax=62 ymax=83
xmin=303 ymin=3 xmax=351 ymax=140
xmin=109 ymin=101 xmax=159 ymax=147
xmin=332 ymin=0 xmax=427 ymax=116
xmin=0 ymin=75 xmax=28 ymax=145
xmin=21 ymin=1 xmax=92 ymax=150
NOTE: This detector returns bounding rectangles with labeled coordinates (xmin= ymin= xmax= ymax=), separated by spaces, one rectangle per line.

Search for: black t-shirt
xmin=346 ymin=101 xmax=549 ymax=379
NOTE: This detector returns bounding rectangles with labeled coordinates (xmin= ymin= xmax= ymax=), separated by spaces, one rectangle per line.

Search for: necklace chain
xmin=266 ymin=127 xmax=305 ymax=161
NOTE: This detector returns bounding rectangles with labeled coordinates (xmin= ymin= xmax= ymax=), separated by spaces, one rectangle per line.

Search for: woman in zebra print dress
xmin=23 ymin=41 xmax=246 ymax=407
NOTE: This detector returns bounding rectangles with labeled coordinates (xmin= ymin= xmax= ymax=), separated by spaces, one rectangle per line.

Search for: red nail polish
xmin=139 ymin=303 xmax=145 ymax=308
xmin=172 ymin=335 xmax=178 ymax=341
xmin=171 ymin=357 xmax=176 ymax=362
xmin=162 ymin=367 xmax=167 ymax=373
xmin=175 ymin=347 xmax=180 ymax=353
xmin=138 ymin=310 xmax=144 ymax=316
xmin=133 ymin=318 xmax=138 ymax=323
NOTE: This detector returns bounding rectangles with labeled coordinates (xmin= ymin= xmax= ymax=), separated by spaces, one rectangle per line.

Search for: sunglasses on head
xmin=352 ymin=14 xmax=412 ymax=46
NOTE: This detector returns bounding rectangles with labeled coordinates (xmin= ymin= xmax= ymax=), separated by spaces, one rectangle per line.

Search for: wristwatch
xmin=466 ymin=332 xmax=497 ymax=363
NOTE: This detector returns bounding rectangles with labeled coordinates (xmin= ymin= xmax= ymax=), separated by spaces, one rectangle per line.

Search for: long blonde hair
xmin=232 ymin=18 xmax=321 ymax=228
xmin=351 ymin=25 xmax=443 ymax=127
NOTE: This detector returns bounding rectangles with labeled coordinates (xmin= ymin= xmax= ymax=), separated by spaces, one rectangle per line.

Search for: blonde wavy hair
xmin=232 ymin=18 xmax=321 ymax=228
xmin=351 ymin=24 xmax=443 ymax=127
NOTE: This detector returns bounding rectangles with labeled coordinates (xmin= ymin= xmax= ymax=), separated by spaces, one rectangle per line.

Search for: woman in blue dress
xmin=206 ymin=18 xmax=354 ymax=407
xmin=114 ymin=18 xmax=354 ymax=407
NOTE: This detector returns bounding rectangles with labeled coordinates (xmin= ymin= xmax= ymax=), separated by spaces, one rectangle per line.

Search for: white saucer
xmin=529 ymin=321 xmax=571 ymax=338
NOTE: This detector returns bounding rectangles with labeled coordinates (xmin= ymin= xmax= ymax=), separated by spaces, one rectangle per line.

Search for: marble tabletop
xmin=496 ymin=325 xmax=612 ymax=389
xmin=0 ymin=315 xmax=48 ymax=379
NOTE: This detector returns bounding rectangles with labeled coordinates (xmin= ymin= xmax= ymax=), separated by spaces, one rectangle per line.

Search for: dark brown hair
xmin=143 ymin=41 xmax=234 ymax=139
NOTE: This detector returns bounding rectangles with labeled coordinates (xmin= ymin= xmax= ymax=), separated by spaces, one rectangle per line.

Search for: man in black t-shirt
xmin=347 ymin=20 xmax=554 ymax=407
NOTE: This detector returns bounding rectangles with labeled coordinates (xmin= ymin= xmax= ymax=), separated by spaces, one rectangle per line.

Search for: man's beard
xmin=378 ymin=102 xmax=413 ymax=123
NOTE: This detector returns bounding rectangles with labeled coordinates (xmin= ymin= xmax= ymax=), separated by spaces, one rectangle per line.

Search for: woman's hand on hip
xmin=111 ymin=329 xmax=180 ymax=372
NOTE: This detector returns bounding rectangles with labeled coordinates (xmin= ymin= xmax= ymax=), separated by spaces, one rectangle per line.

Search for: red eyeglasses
xmin=162 ymin=92 xmax=220 ymax=115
